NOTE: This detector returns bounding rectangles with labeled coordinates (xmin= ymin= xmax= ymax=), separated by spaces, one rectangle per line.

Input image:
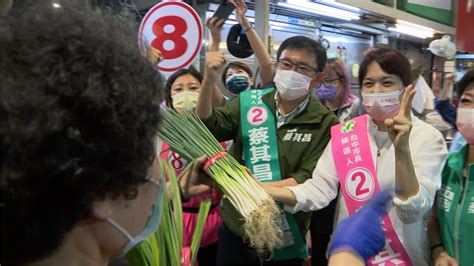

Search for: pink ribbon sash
xmin=331 ymin=115 xmax=411 ymax=266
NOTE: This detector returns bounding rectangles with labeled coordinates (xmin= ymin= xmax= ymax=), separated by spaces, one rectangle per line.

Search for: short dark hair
xmin=164 ymin=66 xmax=203 ymax=107
xmin=359 ymin=48 xmax=411 ymax=88
xmin=221 ymin=61 xmax=254 ymax=86
xmin=0 ymin=2 xmax=162 ymax=264
xmin=276 ymin=35 xmax=327 ymax=72
xmin=457 ymin=69 xmax=474 ymax=97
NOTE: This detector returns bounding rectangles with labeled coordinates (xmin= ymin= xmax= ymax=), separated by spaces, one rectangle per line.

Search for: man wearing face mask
xmin=196 ymin=36 xmax=338 ymax=265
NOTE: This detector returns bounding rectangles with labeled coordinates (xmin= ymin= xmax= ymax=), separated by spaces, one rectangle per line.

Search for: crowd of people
xmin=1 ymin=1 xmax=473 ymax=266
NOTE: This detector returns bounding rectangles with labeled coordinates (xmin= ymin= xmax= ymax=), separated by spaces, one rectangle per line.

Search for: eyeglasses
xmin=276 ymin=59 xmax=318 ymax=76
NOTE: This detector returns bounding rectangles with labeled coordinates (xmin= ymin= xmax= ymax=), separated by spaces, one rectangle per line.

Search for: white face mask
xmin=274 ymin=70 xmax=312 ymax=100
xmin=171 ymin=91 xmax=200 ymax=111
xmin=361 ymin=91 xmax=401 ymax=121
xmin=456 ymin=108 xmax=474 ymax=144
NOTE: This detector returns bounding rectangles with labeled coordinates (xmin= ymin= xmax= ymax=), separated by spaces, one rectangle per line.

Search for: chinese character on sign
xmin=292 ymin=133 xmax=303 ymax=142
xmin=351 ymin=141 xmax=359 ymax=148
xmin=353 ymin=147 xmax=361 ymax=155
xmin=346 ymin=158 xmax=354 ymax=166
xmin=283 ymin=133 xmax=293 ymax=141
xmin=468 ymin=201 xmax=474 ymax=214
xmin=253 ymin=163 xmax=272 ymax=181
xmin=354 ymin=155 xmax=362 ymax=163
xmin=302 ymin=133 xmax=312 ymax=142
xmin=350 ymin=134 xmax=358 ymax=142
xmin=343 ymin=147 xmax=351 ymax=155
xmin=341 ymin=137 xmax=349 ymax=144
xmin=250 ymin=145 xmax=271 ymax=164
xmin=249 ymin=127 xmax=269 ymax=146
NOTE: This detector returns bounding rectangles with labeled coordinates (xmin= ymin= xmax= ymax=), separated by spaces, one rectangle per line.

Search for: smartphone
xmin=212 ymin=0 xmax=235 ymax=21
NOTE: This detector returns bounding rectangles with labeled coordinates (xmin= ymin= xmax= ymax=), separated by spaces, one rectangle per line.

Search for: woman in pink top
xmin=161 ymin=67 xmax=225 ymax=265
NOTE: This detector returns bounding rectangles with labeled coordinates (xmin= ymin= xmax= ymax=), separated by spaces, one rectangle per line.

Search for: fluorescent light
xmin=389 ymin=19 xmax=434 ymax=38
xmin=278 ymin=0 xmax=360 ymax=21
xmin=52 ymin=2 xmax=61 ymax=8
xmin=321 ymin=0 xmax=361 ymax=12
xmin=396 ymin=19 xmax=434 ymax=32
xmin=388 ymin=26 xmax=433 ymax=38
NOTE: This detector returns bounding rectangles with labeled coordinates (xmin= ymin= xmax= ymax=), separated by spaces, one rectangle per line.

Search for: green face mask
xmin=107 ymin=175 xmax=164 ymax=257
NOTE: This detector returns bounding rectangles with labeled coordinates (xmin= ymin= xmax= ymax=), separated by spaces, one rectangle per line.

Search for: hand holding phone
xmin=212 ymin=0 xmax=235 ymax=21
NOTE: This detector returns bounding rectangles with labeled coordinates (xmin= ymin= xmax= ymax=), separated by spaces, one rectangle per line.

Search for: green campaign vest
xmin=437 ymin=145 xmax=474 ymax=266
xmin=240 ymin=88 xmax=308 ymax=261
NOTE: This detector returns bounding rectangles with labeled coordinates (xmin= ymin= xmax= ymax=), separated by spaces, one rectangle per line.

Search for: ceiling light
xmin=388 ymin=19 xmax=434 ymax=38
xmin=278 ymin=0 xmax=360 ymax=21
xmin=321 ymin=0 xmax=361 ymax=12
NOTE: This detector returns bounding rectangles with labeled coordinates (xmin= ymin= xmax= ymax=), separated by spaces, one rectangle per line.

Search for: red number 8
xmin=170 ymin=152 xmax=184 ymax=170
xmin=152 ymin=16 xmax=188 ymax=60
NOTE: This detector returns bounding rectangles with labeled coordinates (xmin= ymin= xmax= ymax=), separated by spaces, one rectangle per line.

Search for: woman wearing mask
xmin=315 ymin=58 xmax=361 ymax=122
xmin=3 ymin=3 xmax=165 ymax=265
xmin=162 ymin=67 xmax=226 ymax=265
xmin=222 ymin=61 xmax=255 ymax=96
xmin=206 ymin=0 xmax=273 ymax=97
xmin=427 ymin=70 xmax=474 ymax=266
xmin=263 ymin=48 xmax=448 ymax=265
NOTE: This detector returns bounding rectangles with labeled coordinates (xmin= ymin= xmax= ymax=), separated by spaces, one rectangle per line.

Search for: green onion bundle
xmin=158 ymin=109 xmax=283 ymax=256
xmin=126 ymin=159 xmax=211 ymax=266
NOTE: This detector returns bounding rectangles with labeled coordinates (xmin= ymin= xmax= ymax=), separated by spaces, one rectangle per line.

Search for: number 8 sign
xmin=138 ymin=2 xmax=203 ymax=74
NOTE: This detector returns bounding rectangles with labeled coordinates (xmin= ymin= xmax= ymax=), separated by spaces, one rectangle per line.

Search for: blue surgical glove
xmin=329 ymin=190 xmax=393 ymax=262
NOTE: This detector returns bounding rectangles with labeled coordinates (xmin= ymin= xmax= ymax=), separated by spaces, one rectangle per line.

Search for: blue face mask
xmin=316 ymin=83 xmax=337 ymax=101
xmin=226 ymin=73 xmax=250 ymax=95
xmin=107 ymin=175 xmax=165 ymax=257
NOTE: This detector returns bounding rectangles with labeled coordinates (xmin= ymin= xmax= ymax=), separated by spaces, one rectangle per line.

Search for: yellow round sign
xmin=352 ymin=63 xmax=360 ymax=78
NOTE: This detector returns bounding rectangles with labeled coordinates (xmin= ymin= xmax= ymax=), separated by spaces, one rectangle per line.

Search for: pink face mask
xmin=456 ymin=108 xmax=474 ymax=144
xmin=361 ymin=91 xmax=401 ymax=121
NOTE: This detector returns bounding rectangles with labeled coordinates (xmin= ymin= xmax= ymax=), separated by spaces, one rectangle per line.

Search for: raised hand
xmin=384 ymin=85 xmax=416 ymax=148
xmin=230 ymin=0 xmax=252 ymax=30
xmin=205 ymin=51 xmax=228 ymax=81
xmin=206 ymin=17 xmax=224 ymax=41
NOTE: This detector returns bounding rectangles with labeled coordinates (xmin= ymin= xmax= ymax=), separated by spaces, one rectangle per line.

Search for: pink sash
xmin=331 ymin=115 xmax=411 ymax=266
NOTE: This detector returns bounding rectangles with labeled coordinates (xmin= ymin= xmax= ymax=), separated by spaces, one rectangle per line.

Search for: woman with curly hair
xmin=0 ymin=2 xmax=207 ymax=265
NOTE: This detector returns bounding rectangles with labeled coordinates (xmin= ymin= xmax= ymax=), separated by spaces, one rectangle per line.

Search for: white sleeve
xmin=393 ymin=126 xmax=448 ymax=224
xmin=284 ymin=142 xmax=340 ymax=213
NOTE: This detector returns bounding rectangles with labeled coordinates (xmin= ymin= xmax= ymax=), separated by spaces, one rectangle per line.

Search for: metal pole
xmin=253 ymin=0 xmax=270 ymax=74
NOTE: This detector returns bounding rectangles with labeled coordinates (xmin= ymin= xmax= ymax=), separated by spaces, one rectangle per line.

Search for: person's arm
xmin=385 ymin=85 xmax=419 ymax=199
xmin=232 ymin=0 xmax=274 ymax=85
xmin=264 ymin=116 xmax=340 ymax=212
xmin=386 ymin=85 xmax=448 ymax=223
xmin=329 ymin=251 xmax=365 ymax=266
xmin=196 ymin=51 xmax=227 ymax=119
xmin=205 ymin=17 xmax=226 ymax=107
xmin=206 ymin=17 xmax=223 ymax=52
xmin=439 ymin=73 xmax=455 ymax=101
xmin=328 ymin=190 xmax=393 ymax=265
xmin=427 ymin=198 xmax=459 ymax=266
xmin=179 ymin=156 xmax=214 ymax=199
